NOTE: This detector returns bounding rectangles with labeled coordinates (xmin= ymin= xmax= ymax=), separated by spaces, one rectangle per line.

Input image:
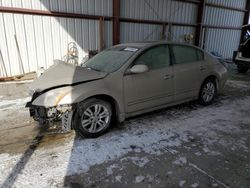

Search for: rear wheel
xmin=73 ymin=99 xmax=112 ymax=138
xmin=237 ymin=65 xmax=248 ymax=73
xmin=199 ymin=79 xmax=217 ymax=106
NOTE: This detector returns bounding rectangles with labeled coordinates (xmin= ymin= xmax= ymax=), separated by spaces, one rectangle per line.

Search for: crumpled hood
xmin=29 ymin=60 xmax=107 ymax=91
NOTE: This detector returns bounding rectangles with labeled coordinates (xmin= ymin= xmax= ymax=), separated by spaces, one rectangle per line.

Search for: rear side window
xmin=172 ymin=45 xmax=204 ymax=64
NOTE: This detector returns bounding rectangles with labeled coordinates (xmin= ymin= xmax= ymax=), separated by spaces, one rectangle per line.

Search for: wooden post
xmin=113 ymin=0 xmax=120 ymax=45
xmin=195 ymin=0 xmax=205 ymax=47
xmin=99 ymin=17 xmax=105 ymax=51
xmin=162 ymin=23 xmax=166 ymax=40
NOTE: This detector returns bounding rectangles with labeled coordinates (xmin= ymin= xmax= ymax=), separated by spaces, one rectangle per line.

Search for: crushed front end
xmin=26 ymin=91 xmax=74 ymax=131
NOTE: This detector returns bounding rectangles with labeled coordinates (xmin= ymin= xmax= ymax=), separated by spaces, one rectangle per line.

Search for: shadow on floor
xmin=0 ymin=128 xmax=45 ymax=188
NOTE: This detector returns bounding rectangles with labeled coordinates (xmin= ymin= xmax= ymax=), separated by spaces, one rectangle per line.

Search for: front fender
xmin=60 ymin=81 xmax=125 ymax=122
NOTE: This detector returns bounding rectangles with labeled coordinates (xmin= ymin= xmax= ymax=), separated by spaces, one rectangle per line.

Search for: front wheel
xmin=73 ymin=99 xmax=112 ymax=138
xmin=199 ymin=79 xmax=217 ymax=106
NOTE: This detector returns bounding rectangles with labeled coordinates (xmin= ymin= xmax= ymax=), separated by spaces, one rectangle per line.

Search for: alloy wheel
xmin=80 ymin=104 xmax=110 ymax=133
xmin=202 ymin=82 xmax=215 ymax=103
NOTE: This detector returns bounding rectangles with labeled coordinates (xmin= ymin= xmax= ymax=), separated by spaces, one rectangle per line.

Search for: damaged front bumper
xmin=26 ymin=102 xmax=73 ymax=131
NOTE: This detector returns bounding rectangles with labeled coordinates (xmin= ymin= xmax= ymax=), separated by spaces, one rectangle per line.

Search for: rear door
xmin=171 ymin=45 xmax=206 ymax=101
xmin=124 ymin=45 xmax=174 ymax=113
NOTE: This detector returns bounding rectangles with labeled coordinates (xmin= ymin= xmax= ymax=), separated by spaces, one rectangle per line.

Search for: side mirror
xmin=130 ymin=65 xmax=149 ymax=74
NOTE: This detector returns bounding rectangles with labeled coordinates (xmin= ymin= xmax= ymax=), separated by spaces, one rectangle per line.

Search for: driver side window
xmin=134 ymin=45 xmax=170 ymax=70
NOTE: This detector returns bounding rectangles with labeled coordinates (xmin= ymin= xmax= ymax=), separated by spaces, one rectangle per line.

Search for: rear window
xmin=172 ymin=45 xmax=204 ymax=64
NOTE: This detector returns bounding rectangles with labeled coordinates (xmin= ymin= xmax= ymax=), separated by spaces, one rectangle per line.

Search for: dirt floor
xmin=0 ymin=64 xmax=250 ymax=188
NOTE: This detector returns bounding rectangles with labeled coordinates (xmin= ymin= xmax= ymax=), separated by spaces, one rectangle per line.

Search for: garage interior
xmin=0 ymin=0 xmax=250 ymax=187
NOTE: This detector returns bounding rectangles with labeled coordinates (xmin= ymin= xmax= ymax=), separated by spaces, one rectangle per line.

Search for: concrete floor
xmin=0 ymin=64 xmax=249 ymax=188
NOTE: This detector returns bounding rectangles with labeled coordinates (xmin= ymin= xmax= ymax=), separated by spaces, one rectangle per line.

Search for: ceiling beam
xmin=0 ymin=6 xmax=112 ymax=20
xmin=120 ymin=17 xmax=197 ymax=27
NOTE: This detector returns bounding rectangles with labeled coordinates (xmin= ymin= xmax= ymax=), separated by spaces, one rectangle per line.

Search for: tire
xmin=199 ymin=79 xmax=217 ymax=106
xmin=237 ymin=65 xmax=248 ymax=73
xmin=73 ymin=99 xmax=113 ymax=138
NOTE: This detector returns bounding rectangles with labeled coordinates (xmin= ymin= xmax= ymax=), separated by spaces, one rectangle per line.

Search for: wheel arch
xmin=76 ymin=94 xmax=123 ymax=123
xmin=199 ymin=75 xmax=219 ymax=94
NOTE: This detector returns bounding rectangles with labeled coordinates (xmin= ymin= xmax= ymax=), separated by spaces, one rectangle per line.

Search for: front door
xmin=124 ymin=45 xmax=174 ymax=113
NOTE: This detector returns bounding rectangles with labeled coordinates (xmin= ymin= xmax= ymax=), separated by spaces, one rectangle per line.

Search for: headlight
xmin=32 ymin=87 xmax=74 ymax=107
xmin=55 ymin=91 xmax=72 ymax=105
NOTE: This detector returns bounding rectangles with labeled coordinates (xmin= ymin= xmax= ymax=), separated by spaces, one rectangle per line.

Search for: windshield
xmin=82 ymin=47 xmax=138 ymax=73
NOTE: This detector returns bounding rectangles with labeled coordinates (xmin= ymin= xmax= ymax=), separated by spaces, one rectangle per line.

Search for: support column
xmin=113 ymin=0 xmax=120 ymax=45
xmin=195 ymin=0 xmax=205 ymax=47
xmin=99 ymin=17 xmax=105 ymax=51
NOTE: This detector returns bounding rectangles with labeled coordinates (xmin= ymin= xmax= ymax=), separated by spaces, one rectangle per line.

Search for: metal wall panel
xmin=203 ymin=0 xmax=247 ymax=58
xmin=204 ymin=7 xmax=245 ymax=27
xmin=120 ymin=23 xmax=196 ymax=44
xmin=206 ymin=0 xmax=246 ymax=9
xmin=120 ymin=0 xmax=246 ymax=58
xmin=1 ymin=0 xmax=113 ymax=16
xmin=120 ymin=22 xmax=162 ymax=43
xmin=0 ymin=0 xmax=248 ymax=76
xmin=0 ymin=0 xmax=113 ymax=77
xmin=121 ymin=0 xmax=197 ymax=24
xmin=120 ymin=0 xmax=197 ymax=44
xmin=0 ymin=12 xmax=113 ymax=76
xmin=205 ymin=28 xmax=241 ymax=58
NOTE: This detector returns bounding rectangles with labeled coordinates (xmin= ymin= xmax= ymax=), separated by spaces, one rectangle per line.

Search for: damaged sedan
xmin=26 ymin=42 xmax=228 ymax=138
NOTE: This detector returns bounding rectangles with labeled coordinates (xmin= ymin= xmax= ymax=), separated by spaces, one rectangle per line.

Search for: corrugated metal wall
xmin=120 ymin=23 xmax=162 ymax=43
xmin=120 ymin=0 xmax=246 ymax=58
xmin=0 ymin=0 xmax=247 ymax=77
xmin=120 ymin=0 xmax=197 ymax=23
xmin=0 ymin=0 xmax=112 ymax=77
xmin=206 ymin=0 xmax=246 ymax=9
xmin=120 ymin=0 xmax=198 ymax=44
xmin=205 ymin=29 xmax=242 ymax=58
xmin=203 ymin=0 xmax=246 ymax=58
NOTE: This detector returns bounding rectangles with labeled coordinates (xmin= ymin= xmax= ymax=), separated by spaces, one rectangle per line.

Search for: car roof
xmin=114 ymin=41 xmax=199 ymax=50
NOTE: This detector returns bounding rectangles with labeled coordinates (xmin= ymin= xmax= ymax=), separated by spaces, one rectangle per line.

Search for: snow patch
xmin=179 ymin=180 xmax=186 ymax=187
xmin=167 ymin=171 xmax=173 ymax=175
xmin=121 ymin=156 xmax=149 ymax=168
xmin=115 ymin=175 xmax=122 ymax=182
xmin=226 ymin=80 xmax=250 ymax=89
xmin=107 ymin=164 xmax=118 ymax=175
xmin=191 ymin=183 xmax=199 ymax=188
xmin=135 ymin=175 xmax=145 ymax=183
xmin=173 ymin=156 xmax=187 ymax=166
xmin=203 ymin=147 xmax=221 ymax=156
xmin=195 ymin=152 xmax=202 ymax=156
xmin=0 ymin=97 xmax=30 ymax=110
